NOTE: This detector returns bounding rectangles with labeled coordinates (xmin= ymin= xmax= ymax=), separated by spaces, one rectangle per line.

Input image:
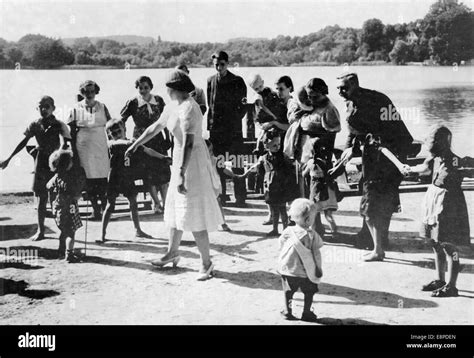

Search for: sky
xmin=0 ymin=0 xmax=469 ymax=43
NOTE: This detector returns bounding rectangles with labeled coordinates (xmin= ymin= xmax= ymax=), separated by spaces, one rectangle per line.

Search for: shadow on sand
xmin=0 ymin=278 xmax=59 ymax=299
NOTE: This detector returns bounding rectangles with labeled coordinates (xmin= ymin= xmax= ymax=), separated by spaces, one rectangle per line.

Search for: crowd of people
xmin=1 ymin=50 xmax=473 ymax=321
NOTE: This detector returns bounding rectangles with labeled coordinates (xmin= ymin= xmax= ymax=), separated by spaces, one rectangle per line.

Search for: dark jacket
xmin=344 ymin=87 xmax=413 ymax=160
xmin=207 ymin=70 xmax=247 ymax=135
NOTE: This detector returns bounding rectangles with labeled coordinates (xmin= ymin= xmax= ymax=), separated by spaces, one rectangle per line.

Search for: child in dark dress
xmin=0 ymin=96 xmax=71 ymax=241
xmin=240 ymin=130 xmax=298 ymax=236
xmin=47 ymin=149 xmax=85 ymax=262
xmin=407 ymin=126 xmax=474 ymax=297
xmin=97 ymin=119 xmax=158 ymax=243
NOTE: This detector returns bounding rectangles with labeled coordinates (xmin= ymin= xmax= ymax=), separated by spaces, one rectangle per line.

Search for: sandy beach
xmin=1 ymin=190 xmax=473 ymax=325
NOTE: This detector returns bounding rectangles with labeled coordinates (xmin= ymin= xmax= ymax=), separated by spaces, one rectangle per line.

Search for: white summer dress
xmin=164 ymin=97 xmax=223 ymax=232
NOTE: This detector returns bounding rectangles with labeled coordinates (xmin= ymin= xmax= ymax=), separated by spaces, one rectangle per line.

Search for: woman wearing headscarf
xmin=67 ymin=80 xmax=111 ymax=220
xmin=126 ymin=69 xmax=223 ymax=281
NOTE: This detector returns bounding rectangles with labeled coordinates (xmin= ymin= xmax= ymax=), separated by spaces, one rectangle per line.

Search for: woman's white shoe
xmin=197 ymin=262 xmax=214 ymax=281
xmin=151 ymin=255 xmax=180 ymax=268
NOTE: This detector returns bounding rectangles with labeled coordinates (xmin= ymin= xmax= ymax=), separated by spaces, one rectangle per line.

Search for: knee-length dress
xmin=67 ymin=101 xmax=110 ymax=179
xmin=164 ymin=98 xmax=223 ymax=232
xmin=419 ymin=152 xmax=471 ymax=245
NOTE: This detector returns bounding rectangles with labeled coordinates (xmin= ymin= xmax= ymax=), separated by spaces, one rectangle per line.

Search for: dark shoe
xmin=301 ymin=310 xmax=318 ymax=322
xmin=65 ymin=251 xmax=81 ymax=263
xmin=57 ymin=251 xmax=65 ymax=260
xmin=135 ymin=231 xmax=153 ymax=239
xmin=220 ymin=223 xmax=232 ymax=232
xmin=288 ymin=220 xmax=296 ymax=226
xmin=280 ymin=310 xmax=297 ymax=321
xmin=422 ymin=279 xmax=446 ymax=292
xmin=266 ymin=230 xmax=279 ymax=237
xmin=262 ymin=218 xmax=273 ymax=225
xmin=431 ymin=284 xmax=458 ymax=297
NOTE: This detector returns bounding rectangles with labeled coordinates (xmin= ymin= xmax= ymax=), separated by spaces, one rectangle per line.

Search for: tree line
xmin=0 ymin=0 xmax=472 ymax=69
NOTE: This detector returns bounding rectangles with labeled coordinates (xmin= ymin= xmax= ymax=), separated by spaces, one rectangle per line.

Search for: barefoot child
xmin=47 ymin=149 xmax=85 ymax=262
xmin=303 ymin=138 xmax=340 ymax=238
xmin=278 ymin=198 xmax=323 ymax=322
xmin=97 ymin=119 xmax=154 ymax=243
xmin=406 ymin=126 xmax=474 ymax=297
xmin=206 ymin=140 xmax=232 ymax=231
xmin=239 ymin=130 xmax=298 ymax=236
xmin=0 ymin=96 xmax=71 ymax=241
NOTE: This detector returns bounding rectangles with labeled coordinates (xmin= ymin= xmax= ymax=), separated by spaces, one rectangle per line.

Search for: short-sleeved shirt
xmin=278 ymin=226 xmax=324 ymax=278
xmin=24 ymin=115 xmax=71 ymax=154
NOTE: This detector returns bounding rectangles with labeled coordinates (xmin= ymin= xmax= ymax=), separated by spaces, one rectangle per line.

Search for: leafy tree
xmin=389 ymin=40 xmax=412 ymax=64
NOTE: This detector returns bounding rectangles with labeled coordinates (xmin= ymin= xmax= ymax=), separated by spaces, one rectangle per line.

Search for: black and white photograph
xmin=0 ymin=0 xmax=473 ymax=353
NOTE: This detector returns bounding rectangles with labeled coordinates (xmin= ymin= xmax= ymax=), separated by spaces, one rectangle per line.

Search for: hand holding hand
xmin=261 ymin=122 xmax=273 ymax=131
xmin=125 ymin=144 xmax=137 ymax=158
xmin=340 ymin=148 xmax=353 ymax=164
xmin=400 ymin=164 xmax=411 ymax=176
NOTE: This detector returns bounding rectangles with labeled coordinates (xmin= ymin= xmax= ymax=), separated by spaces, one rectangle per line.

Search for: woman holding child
xmin=285 ymin=78 xmax=341 ymax=238
xmin=126 ymin=69 xmax=223 ymax=281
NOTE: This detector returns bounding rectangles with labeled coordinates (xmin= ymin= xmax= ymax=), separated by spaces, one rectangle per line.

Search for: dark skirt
xmin=360 ymin=180 xmax=401 ymax=220
xmin=281 ymin=275 xmax=319 ymax=295
xmin=142 ymin=157 xmax=171 ymax=187
xmin=420 ymin=188 xmax=470 ymax=246
xmin=85 ymin=178 xmax=108 ymax=197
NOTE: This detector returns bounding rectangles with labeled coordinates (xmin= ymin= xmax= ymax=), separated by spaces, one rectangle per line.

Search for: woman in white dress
xmin=126 ymin=70 xmax=223 ymax=281
xmin=67 ymin=80 xmax=111 ymax=220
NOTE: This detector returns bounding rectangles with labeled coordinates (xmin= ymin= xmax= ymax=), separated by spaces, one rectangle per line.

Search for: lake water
xmin=1 ymin=65 xmax=473 ymax=192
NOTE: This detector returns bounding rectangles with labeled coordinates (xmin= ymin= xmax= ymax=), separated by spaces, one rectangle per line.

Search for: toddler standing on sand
xmin=278 ymin=198 xmax=323 ymax=322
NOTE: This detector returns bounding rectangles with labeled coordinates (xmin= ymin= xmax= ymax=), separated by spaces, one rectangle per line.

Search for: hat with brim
xmin=165 ymin=70 xmax=195 ymax=93
xmin=211 ymin=51 xmax=229 ymax=62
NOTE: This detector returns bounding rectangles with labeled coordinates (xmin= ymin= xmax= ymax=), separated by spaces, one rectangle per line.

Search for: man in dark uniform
xmin=207 ymin=51 xmax=248 ymax=206
xmin=336 ymin=72 xmax=413 ymax=258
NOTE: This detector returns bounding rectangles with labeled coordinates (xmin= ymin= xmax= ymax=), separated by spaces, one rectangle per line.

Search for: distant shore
xmin=2 ymin=63 xmax=473 ymax=71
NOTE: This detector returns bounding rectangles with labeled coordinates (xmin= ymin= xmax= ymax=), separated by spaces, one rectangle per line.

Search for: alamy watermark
xmin=0 ymin=247 xmax=39 ymax=265
xmin=215 ymin=152 xmax=259 ymax=169
xmin=380 ymin=104 xmax=421 ymax=124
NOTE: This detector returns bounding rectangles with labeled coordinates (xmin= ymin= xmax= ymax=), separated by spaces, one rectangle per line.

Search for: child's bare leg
xmin=364 ymin=216 xmax=385 ymax=260
xmin=433 ymin=244 xmax=446 ymax=282
xmin=128 ymin=195 xmax=149 ymax=237
xmin=312 ymin=212 xmax=325 ymax=238
xmin=268 ymin=205 xmax=280 ymax=235
xmin=282 ymin=289 xmax=295 ymax=317
xmin=100 ymin=196 xmax=116 ymax=242
xmin=31 ymin=194 xmax=47 ymax=240
xmin=443 ymin=243 xmax=460 ymax=287
xmin=65 ymin=233 xmax=74 ymax=251
xmin=324 ymin=210 xmax=337 ymax=233
xmin=279 ymin=205 xmax=288 ymax=229
xmin=148 ymin=184 xmax=161 ymax=210
xmin=159 ymin=183 xmax=168 ymax=208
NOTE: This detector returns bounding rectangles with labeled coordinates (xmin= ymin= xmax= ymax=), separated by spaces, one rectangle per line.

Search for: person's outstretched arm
xmin=0 ymin=136 xmax=30 ymax=169
xmin=380 ymin=147 xmax=410 ymax=175
xmin=125 ymin=112 xmax=168 ymax=157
